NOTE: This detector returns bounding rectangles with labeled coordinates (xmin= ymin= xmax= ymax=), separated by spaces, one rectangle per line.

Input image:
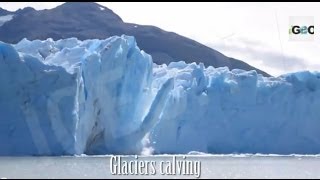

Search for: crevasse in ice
xmin=0 ymin=35 xmax=319 ymax=155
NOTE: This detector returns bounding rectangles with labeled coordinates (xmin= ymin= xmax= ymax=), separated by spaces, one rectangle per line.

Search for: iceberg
xmin=0 ymin=35 xmax=319 ymax=156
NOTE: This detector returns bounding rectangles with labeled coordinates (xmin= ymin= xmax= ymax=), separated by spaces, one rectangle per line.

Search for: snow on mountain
xmin=0 ymin=14 xmax=13 ymax=27
xmin=0 ymin=35 xmax=319 ymax=156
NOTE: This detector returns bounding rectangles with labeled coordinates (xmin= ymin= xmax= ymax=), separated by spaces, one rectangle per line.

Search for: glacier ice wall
xmin=150 ymin=63 xmax=320 ymax=154
xmin=0 ymin=42 xmax=78 ymax=155
xmin=1 ymin=36 xmax=173 ymax=155
xmin=0 ymin=35 xmax=320 ymax=155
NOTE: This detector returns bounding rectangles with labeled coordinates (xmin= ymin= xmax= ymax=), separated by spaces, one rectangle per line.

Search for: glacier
xmin=0 ymin=35 xmax=320 ymax=156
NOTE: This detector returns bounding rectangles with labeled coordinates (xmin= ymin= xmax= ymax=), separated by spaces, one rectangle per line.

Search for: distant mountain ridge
xmin=0 ymin=7 xmax=12 ymax=16
xmin=0 ymin=2 xmax=269 ymax=76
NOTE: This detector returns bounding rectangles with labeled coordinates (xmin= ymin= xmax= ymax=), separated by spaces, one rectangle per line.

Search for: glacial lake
xmin=1 ymin=155 xmax=320 ymax=179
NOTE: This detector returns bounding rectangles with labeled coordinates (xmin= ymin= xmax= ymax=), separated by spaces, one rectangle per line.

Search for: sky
xmin=0 ymin=2 xmax=319 ymax=76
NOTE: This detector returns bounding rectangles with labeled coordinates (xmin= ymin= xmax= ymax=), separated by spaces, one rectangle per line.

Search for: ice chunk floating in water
xmin=0 ymin=35 xmax=320 ymax=156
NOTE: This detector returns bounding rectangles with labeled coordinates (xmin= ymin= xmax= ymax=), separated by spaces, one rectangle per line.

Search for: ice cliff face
xmin=0 ymin=36 xmax=173 ymax=155
xmin=151 ymin=63 xmax=320 ymax=154
xmin=0 ymin=35 xmax=319 ymax=156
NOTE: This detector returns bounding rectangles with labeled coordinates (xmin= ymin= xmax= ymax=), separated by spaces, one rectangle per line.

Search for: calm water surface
xmin=1 ymin=155 xmax=320 ymax=179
